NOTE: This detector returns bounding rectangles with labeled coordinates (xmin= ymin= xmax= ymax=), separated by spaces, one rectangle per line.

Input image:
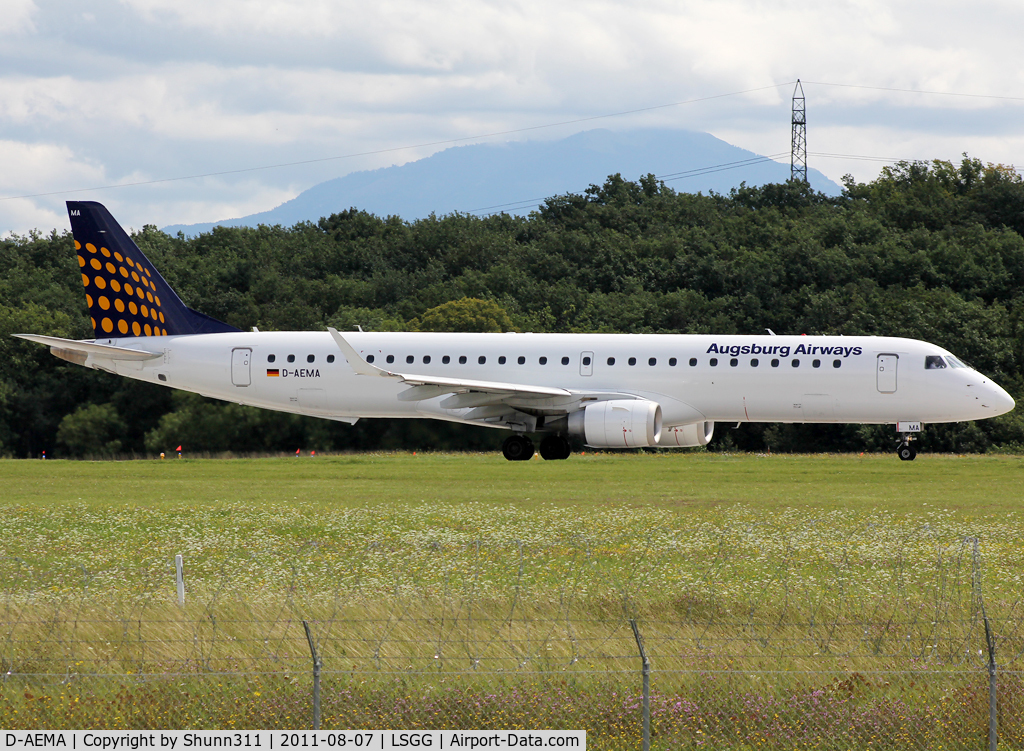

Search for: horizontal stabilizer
xmin=13 ymin=334 xmax=163 ymax=361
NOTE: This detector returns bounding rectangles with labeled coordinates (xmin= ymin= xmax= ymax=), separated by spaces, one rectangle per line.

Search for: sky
xmin=2 ymin=0 xmax=1024 ymax=235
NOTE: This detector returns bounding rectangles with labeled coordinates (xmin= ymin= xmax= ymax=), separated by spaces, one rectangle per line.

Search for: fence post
xmin=175 ymin=554 xmax=185 ymax=606
xmin=984 ymin=612 xmax=997 ymax=751
xmin=630 ymin=618 xmax=650 ymax=751
xmin=303 ymin=620 xmax=322 ymax=730
xmin=972 ymin=537 xmax=997 ymax=751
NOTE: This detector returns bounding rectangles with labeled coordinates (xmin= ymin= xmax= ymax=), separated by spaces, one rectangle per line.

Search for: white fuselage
xmin=86 ymin=331 xmax=1015 ymax=431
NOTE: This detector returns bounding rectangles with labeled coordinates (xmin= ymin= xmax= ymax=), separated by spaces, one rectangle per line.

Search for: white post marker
xmin=175 ymin=554 xmax=184 ymax=606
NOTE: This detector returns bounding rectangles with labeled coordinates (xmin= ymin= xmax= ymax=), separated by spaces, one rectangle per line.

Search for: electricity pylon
xmin=791 ymin=80 xmax=807 ymax=183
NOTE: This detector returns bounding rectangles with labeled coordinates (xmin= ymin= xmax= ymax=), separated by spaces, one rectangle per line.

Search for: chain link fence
xmin=2 ymin=531 xmax=1023 ymax=749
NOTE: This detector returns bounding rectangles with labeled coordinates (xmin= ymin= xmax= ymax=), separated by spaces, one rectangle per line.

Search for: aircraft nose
xmin=982 ymin=382 xmax=1016 ymax=416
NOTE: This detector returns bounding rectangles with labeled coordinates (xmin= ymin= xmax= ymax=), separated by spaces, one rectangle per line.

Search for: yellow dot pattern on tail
xmin=66 ymin=201 xmax=240 ymax=338
xmin=76 ymin=239 xmax=169 ymax=337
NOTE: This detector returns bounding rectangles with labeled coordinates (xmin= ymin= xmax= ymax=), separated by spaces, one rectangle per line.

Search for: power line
xmin=805 ymin=81 xmax=1024 ymax=103
xmin=657 ymin=153 xmax=790 ymax=181
xmin=468 ymin=153 xmax=790 ymax=216
xmin=0 ymin=82 xmax=794 ymax=203
xmin=810 ymin=152 xmax=1022 ymax=175
xmin=809 ymin=151 xmax=903 ymax=163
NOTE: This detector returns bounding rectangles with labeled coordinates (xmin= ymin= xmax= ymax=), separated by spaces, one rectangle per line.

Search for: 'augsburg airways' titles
xmin=706 ymin=343 xmax=863 ymax=358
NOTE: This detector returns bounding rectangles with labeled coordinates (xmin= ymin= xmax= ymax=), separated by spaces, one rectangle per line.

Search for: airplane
xmin=14 ymin=201 xmax=1017 ymax=461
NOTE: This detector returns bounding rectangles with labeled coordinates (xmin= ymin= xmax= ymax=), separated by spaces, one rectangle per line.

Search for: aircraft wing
xmin=13 ymin=334 xmax=163 ymax=361
xmin=328 ymin=327 xmax=573 ymax=404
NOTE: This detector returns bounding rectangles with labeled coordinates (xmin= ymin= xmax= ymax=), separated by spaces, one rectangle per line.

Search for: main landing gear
xmin=502 ymin=435 xmax=534 ymax=461
xmin=502 ymin=434 xmax=572 ymax=461
xmin=897 ymin=434 xmax=918 ymax=461
xmin=539 ymin=434 xmax=572 ymax=461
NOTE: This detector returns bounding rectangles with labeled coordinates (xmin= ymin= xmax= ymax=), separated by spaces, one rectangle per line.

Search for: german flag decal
xmin=267 ymin=369 xmax=280 ymax=377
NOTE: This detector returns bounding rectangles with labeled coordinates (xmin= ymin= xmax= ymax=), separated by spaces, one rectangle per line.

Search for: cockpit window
xmin=925 ymin=356 xmax=947 ymax=369
xmin=946 ymin=356 xmax=967 ymax=368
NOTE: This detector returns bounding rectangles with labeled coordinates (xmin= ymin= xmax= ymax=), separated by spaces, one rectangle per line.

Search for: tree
xmin=413 ymin=297 xmax=515 ymax=333
xmin=56 ymin=403 xmax=126 ymax=457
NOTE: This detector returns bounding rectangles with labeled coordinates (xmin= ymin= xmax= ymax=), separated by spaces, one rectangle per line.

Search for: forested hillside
xmin=2 ymin=158 xmax=1023 ymax=457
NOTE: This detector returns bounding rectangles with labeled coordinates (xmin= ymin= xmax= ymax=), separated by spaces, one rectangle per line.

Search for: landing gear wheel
xmin=540 ymin=435 xmax=572 ymax=460
xmin=502 ymin=435 xmax=535 ymax=461
xmin=897 ymin=442 xmax=917 ymax=461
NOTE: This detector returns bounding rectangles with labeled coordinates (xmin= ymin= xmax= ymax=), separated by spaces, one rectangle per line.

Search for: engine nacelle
xmin=568 ymin=399 xmax=663 ymax=448
xmin=656 ymin=421 xmax=715 ymax=447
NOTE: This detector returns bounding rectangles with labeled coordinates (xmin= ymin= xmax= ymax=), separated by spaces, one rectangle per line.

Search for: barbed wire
xmin=3 ymin=531 xmax=1022 ymax=741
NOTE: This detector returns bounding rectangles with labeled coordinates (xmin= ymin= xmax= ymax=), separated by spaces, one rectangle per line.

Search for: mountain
xmin=162 ymin=129 xmax=842 ymax=235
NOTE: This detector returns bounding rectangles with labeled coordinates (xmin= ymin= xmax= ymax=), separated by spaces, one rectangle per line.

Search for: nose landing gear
xmin=897 ymin=434 xmax=918 ymax=461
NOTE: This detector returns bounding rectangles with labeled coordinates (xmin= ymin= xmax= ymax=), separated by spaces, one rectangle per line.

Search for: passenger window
xmin=792 ymin=359 xmax=800 ymax=367
xmin=669 ymin=358 xmax=677 ymax=366
xmin=366 ymin=355 xmax=375 ymax=363
xmin=307 ymin=354 xmax=315 ymax=363
xmin=648 ymin=358 xmax=657 ymax=366
xmin=607 ymin=357 xmax=616 ymax=365
xmin=386 ymin=355 xmax=395 ymax=364
xmin=406 ymin=355 xmax=414 ymax=364
xmin=443 ymin=355 xmax=451 ymax=364
xmin=327 ymin=354 xmax=335 ymax=363
xmin=423 ymin=355 xmax=431 ymax=364
xmin=268 ymin=354 xmax=276 ymax=363
xmin=518 ymin=356 xmax=526 ymax=364
xmin=499 ymin=356 xmax=506 ymax=364
xmin=710 ymin=358 xmax=718 ymax=367
xmin=561 ymin=356 xmax=569 ymax=365
xmin=628 ymin=357 xmax=636 ymax=366
xmin=582 ymin=356 xmax=591 ymax=366
xmin=478 ymin=356 xmax=486 ymax=364
xmin=287 ymin=354 xmax=295 ymax=363
xmin=750 ymin=358 xmax=758 ymax=367
xmin=689 ymin=358 xmax=697 ymax=366
xmin=812 ymin=359 xmax=820 ymax=368
xmin=730 ymin=358 xmax=738 ymax=367
xmin=539 ymin=357 xmax=547 ymax=365
xmin=459 ymin=355 xmax=467 ymax=364
xmin=832 ymin=359 xmax=841 ymax=368
xmin=771 ymin=359 xmax=779 ymax=367
xmin=925 ymin=356 xmax=947 ymax=369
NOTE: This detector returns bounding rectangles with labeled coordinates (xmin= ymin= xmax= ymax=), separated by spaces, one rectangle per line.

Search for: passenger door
xmin=876 ymin=354 xmax=898 ymax=393
xmin=231 ymin=348 xmax=251 ymax=387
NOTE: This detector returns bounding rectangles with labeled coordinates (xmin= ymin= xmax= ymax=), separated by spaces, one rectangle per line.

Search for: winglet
xmin=327 ymin=327 xmax=396 ymax=377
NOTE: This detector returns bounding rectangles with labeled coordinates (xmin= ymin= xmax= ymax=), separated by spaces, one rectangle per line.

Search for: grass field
xmin=4 ymin=450 xmax=1024 ymax=513
xmin=1 ymin=452 xmax=1023 ymax=744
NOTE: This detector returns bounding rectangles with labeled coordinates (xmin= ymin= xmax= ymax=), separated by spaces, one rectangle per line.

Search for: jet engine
xmin=656 ymin=421 xmax=715 ymax=447
xmin=567 ymin=399 xmax=662 ymax=448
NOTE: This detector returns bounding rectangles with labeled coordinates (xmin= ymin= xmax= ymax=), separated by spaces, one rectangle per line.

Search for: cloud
xmin=0 ymin=0 xmax=37 ymax=35
xmin=0 ymin=139 xmax=105 ymax=236
xmin=0 ymin=139 xmax=106 ymax=194
xmin=3 ymin=0 xmax=1024 ymax=232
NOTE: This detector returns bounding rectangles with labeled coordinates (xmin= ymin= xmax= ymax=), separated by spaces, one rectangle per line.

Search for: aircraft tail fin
xmin=68 ymin=201 xmax=240 ymax=338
